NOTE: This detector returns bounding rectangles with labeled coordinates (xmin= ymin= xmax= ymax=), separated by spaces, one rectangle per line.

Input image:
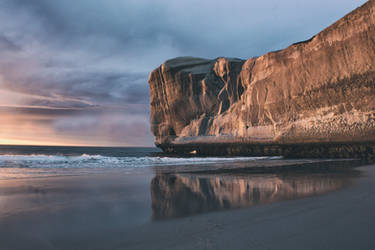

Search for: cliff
xmin=149 ymin=1 xmax=375 ymax=158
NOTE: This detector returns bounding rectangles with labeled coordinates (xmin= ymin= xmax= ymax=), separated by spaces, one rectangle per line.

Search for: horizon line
xmin=0 ymin=143 xmax=156 ymax=148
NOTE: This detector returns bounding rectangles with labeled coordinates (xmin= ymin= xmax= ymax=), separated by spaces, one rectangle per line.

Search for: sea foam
xmin=0 ymin=154 xmax=281 ymax=169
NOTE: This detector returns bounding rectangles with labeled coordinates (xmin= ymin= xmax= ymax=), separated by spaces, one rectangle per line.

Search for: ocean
xmin=0 ymin=145 xmax=281 ymax=179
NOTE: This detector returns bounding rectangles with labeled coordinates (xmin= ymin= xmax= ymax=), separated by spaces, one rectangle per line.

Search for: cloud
xmin=0 ymin=35 xmax=21 ymax=51
xmin=0 ymin=0 xmax=368 ymax=146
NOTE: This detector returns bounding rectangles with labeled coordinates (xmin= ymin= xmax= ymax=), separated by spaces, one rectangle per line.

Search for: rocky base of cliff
xmin=158 ymin=142 xmax=375 ymax=160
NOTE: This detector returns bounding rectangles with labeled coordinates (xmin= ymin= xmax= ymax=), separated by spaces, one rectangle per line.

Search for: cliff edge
xmin=149 ymin=1 xmax=375 ymax=158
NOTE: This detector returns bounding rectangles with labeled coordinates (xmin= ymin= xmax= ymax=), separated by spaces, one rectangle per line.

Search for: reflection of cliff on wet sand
xmin=151 ymin=171 xmax=359 ymax=220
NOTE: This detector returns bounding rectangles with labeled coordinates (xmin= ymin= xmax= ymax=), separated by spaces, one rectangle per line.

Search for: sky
xmin=0 ymin=0 xmax=368 ymax=147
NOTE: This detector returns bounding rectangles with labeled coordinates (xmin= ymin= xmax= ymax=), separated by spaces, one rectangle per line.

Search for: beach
xmin=1 ymin=1 xmax=373 ymax=250
xmin=0 ymin=152 xmax=374 ymax=250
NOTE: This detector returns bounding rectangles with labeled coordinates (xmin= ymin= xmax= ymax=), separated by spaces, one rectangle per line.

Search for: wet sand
xmin=0 ymin=160 xmax=374 ymax=249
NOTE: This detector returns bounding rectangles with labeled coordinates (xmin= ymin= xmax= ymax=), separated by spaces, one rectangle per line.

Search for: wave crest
xmin=0 ymin=154 xmax=282 ymax=169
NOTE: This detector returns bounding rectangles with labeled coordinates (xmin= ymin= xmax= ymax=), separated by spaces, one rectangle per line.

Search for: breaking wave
xmin=0 ymin=154 xmax=282 ymax=169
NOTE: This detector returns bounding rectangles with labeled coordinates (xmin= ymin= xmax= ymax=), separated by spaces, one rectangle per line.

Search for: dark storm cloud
xmin=0 ymin=0 xmax=368 ymax=146
xmin=2 ymin=0 xmax=368 ymax=65
xmin=11 ymin=71 xmax=149 ymax=105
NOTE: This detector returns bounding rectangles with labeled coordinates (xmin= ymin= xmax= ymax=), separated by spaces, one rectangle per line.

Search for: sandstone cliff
xmin=149 ymin=1 xmax=375 ymax=157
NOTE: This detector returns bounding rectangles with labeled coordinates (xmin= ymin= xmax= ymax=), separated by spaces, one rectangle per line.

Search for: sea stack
xmin=148 ymin=1 xmax=375 ymax=158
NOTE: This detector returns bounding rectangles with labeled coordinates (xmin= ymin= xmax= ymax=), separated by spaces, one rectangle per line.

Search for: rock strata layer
xmin=149 ymin=1 xmax=375 ymax=158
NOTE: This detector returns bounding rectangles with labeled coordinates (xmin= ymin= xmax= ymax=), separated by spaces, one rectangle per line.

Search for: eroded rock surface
xmin=149 ymin=1 xmax=375 ymax=157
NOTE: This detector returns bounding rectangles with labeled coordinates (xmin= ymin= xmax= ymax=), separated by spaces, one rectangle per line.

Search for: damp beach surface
xmin=0 ymin=147 xmax=374 ymax=249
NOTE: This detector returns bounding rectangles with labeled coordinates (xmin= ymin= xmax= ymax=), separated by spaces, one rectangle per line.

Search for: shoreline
xmin=0 ymin=158 xmax=374 ymax=249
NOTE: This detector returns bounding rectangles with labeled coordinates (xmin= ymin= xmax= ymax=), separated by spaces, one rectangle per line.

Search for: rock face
xmin=149 ymin=1 xmax=375 ymax=158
